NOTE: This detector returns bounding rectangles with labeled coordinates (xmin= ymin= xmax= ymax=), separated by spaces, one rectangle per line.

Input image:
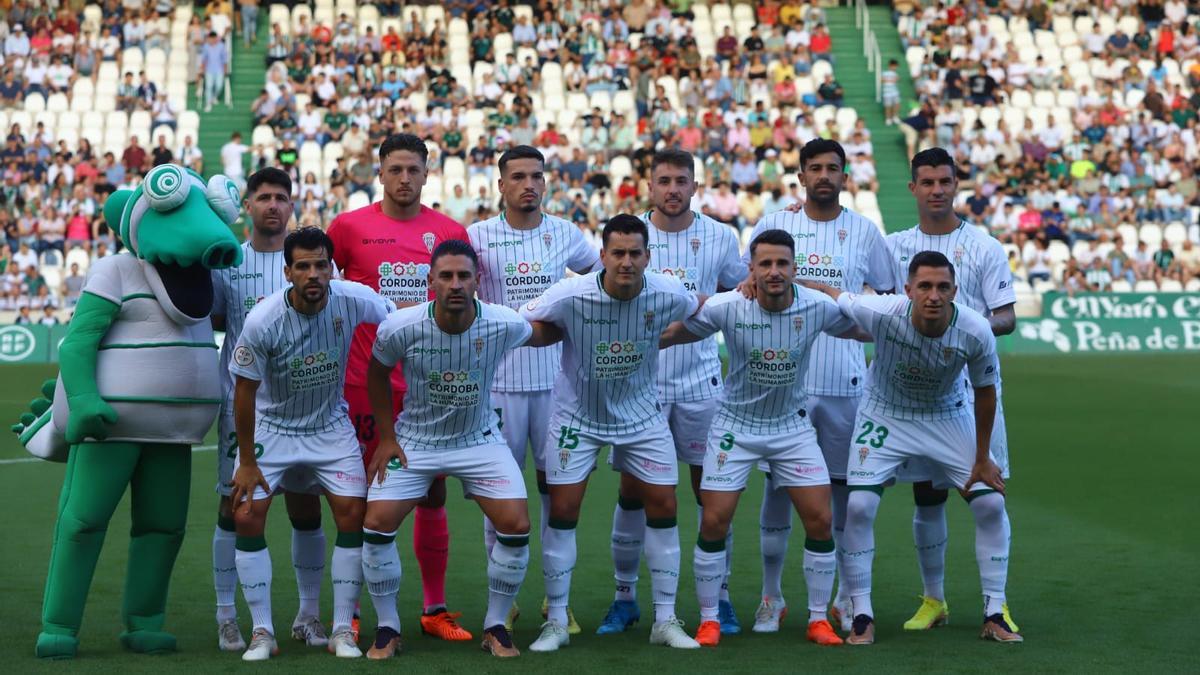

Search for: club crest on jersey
xmin=422 ymin=232 xmax=436 ymax=253
xmin=953 ymin=247 xmax=964 ymax=264
xmin=473 ymin=337 xmax=485 ymax=355
xmin=858 ymin=446 xmax=870 ymax=465
xmin=644 ymin=310 xmax=655 ymax=332
xmin=837 ymin=229 xmax=847 ymax=244
xmin=793 ymin=316 xmax=804 ymax=331
xmin=542 ymin=232 xmax=553 ymax=247
xmin=689 ymin=237 xmax=701 ymax=254
xmin=333 ymin=317 xmax=344 ymax=335
xmin=943 ymin=347 xmax=956 ymax=360
xmin=559 ymin=448 xmax=570 ymax=470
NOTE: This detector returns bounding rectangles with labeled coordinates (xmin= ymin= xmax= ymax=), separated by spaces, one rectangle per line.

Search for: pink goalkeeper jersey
xmin=327 ymin=202 xmax=467 ymax=389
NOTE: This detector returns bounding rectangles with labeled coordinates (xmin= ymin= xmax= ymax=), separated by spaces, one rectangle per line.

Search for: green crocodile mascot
xmin=13 ymin=164 xmax=244 ymax=659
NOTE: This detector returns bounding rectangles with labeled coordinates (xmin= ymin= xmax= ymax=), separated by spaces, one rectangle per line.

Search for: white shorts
xmin=847 ymin=409 xmax=998 ymax=491
xmin=217 ymin=410 xmax=321 ymax=498
xmin=895 ymin=399 xmax=1010 ymax=483
xmin=664 ymin=398 xmax=719 ymax=466
xmin=808 ymin=395 xmax=860 ymax=480
xmin=366 ymin=440 xmax=528 ymax=502
xmin=492 ymin=390 xmax=552 ymax=471
xmin=883 ymin=91 xmax=900 ymax=106
xmin=547 ymin=410 xmax=678 ymax=486
xmin=233 ymin=425 xmax=366 ymax=501
xmin=702 ymin=423 xmax=829 ymax=492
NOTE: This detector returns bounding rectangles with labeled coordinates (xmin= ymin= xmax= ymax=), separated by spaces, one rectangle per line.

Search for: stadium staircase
xmin=827 ymin=4 xmax=918 ymax=232
xmin=197 ymin=15 xmax=266 ymax=178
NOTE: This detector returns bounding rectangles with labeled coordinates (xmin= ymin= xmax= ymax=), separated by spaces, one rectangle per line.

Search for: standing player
xmin=885 ymin=148 xmax=1017 ymax=633
xmin=740 ymin=139 xmax=894 ymax=632
xmin=326 ymin=133 xmax=473 ymax=641
xmin=809 ymin=251 xmax=1019 ymax=645
xmin=361 ymin=240 xmax=552 ymax=659
xmin=468 ymin=145 xmax=599 ymax=633
xmin=210 ymin=168 xmax=328 ymax=652
xmin=599 ymin=149 xmax=746 ymax=637
xmin=660 ymin=230 xmax=863 ymax=647
xmin=521 ymin=215 xmax=702 ymax=652
xmin=227 ymin=227 xmax=394 ymax=660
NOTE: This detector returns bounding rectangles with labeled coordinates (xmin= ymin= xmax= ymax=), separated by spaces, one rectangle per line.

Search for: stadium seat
xmin=1139 ymin=222 xmax=1163 ymax=248
xmin=1110 ymin=280 xmax=1132 ymax=292
xmin=1010 ymin=89 xmax=1033 ymax=109
xmin=1185 ymin=279 xmax=1200 ymax=292
xmin=1163 ymin=222 xmax=1188 ymax=246
xmin=609 ymin=156 xmax=633 ymax=184
xmin=1159 ymin=279 xmax=1184 ymax=292
xmin=1117 ymin=224 xmax=1139 ymax=246
xmin=1133 ymin=280 xmax=1158 ymax=292
xmin=65 ymin=247 xmax=90 ymax=274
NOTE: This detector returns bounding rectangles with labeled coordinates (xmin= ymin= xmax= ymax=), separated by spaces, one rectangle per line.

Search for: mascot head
xmin=103 ymin=164 xmax=245 ymax=270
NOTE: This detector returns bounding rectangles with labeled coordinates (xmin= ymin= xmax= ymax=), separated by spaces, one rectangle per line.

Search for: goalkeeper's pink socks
xmin=414 ymin=505 xmax=449 ymax=611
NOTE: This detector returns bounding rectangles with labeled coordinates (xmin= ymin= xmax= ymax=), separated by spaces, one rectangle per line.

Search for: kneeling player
xmin=361 ymin=240 xmax=553 ymax=659
xmin=228 ymin=228 xmax=394 ymax=661
xmin=661 ymin=230 xmax=863 ymax=647
xmin=811 ymin=251 xmax=1020 ymax=645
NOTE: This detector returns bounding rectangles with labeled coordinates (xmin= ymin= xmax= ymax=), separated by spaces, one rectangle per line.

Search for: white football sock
xmin=611 ymin=499 xmax=644 ymax=602
xmin=644 ymin=520 xmax=681 ymax=623
xmin=759 ymin=477 xmax=793 ymax=602
xmin=803 ymin=541 xmax=836 ymax=622
xmin=913 ymin=503 xmax=948 ymax=601
xmin=235 ymin=543 xmax=273 ymax=634
xmin=291 ymin=525 xmax=326 ymax=619
xmin=330 ymin=534 xmax=363 ymax=634
xmin=362 ymin=530 xmax=402 ymax=632
xmin=213 ymin=523 xmax=238 ymax=622
xmin=543 ymin=524 xmax=577 ymax=626
xmin=483 ymin=514 xmax=498 ymax=558
xmin=830 ymin=482 xmax=850 ymax=605
xmin=968 ymin=492 xmax=1010 ymax=617
xmin=843 ymin=490 xmax=882 ymax=619
xmin=485 ymin=532 xmax=529 ymax=629
xmin=693 ymin=541 xmax=725 ymax=622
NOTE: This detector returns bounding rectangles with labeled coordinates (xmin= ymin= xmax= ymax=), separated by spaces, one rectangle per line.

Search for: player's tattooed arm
xmin=524 ymin=320 xmax=564 ymax=348
xmin=988 ymin=303 xmax=1016 ymax=336
xmin=230 ymin=375 xmax=270 ymax=512
xmin=366 ymin=356 xmax=407 ymax=485
xmin=659 ymin=321 xmax=703 ymax=348
xmin=966 ymin=384 xmax=1004 ymax=495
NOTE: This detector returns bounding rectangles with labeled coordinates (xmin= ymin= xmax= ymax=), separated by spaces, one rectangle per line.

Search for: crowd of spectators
xmin=895 ymin=0 xmax=1200 ymax=291
xmin=247 ymin=0 xmax=879 ymax=233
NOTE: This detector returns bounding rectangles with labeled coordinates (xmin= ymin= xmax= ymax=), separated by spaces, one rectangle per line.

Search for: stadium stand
xmin=892 ymin=0 xmax=1200 ymax=304
xmin=2 ymin=0 xmax=1198 ymax=325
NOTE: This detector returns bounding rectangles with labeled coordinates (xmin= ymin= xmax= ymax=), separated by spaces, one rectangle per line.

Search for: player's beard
xmin=657 ymin=197 xmax=689 ymax=218
xmin=806 ymin=184 xmax=840 ymax=208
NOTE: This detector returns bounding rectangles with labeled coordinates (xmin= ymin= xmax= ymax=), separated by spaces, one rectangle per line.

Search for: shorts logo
xmin=234 ymin=345 xmax=254 ymax=367
xmin=858 ymin=446 xmax=869 ymax=465
xmin=689 ymin=237 xmax=701 ymax=254
xmin=542 ymin=232 xmax=553 ymax=247
xmin=837 ymin=229 xmax=847 ymax=244
xmin=644 ymin=310 xmax=655 ymax=332
xmin=559 ymin=448 xmax=570 ymax=470
xmin=795 ymin=465 xmax=824 ymax=475
xmin=336 ymin=471 xmax=365 ymax=485
xmin=641 ymin=458 xmax=672 ymax=473
xmin=793 ymin=316 xmax=804 ymax=331
xmin=422 ymin=232 xmax=436 ymax=253
xmin=387 ymin=457 xmax=403 ymax=470
xmin=715 ymin=451 xmax=728 ymax=470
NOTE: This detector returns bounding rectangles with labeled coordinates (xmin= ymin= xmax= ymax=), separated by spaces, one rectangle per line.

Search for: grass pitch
xmin=0 ymin=355 xmax=1196 ymax=673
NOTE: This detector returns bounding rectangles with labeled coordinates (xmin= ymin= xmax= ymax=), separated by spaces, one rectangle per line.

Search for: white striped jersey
xmin=372 ymin=300 xmax=533 ymax=449
xmin=211 ymin=241 xmax=287 ymax=399
xmin=467 ymin=212 xmax=599 ymax=392
xmin=742 ymin=207 xmax=893 ymax=397
xmin=644 ymin=211 xmax=747 ymax=403
xmin=229 ymin=280 xmax=393 ymax=435
xmin=684 ymin=286 xmax=855 ymax=435
xmin=884 ymin=222 xmax=1015 ymax=318
xmin=838 ymin=293 xmax=997 ymax=421
xmin=521 ymin=270 xmax=699 ymax=436
xmin=885 ymin=222 xmax=1014 ymax=388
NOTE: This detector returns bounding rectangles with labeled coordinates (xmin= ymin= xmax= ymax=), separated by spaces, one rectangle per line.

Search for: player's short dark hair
xmin=749 ymin=229 xmax=796 ymax=259
xmin=431 ymin=239 xmax=478 ymax=272
xmin=379 ymin=132 xmax=427 ymax=164
xmin=245 ymin=167 xmax=292 ymax=198
xmin=910 ymin=147 xmax=956 ymax=181
xmin=498 ymin=144 xmax=544 ymax=175
xmin=650 ymin=148 xmax=695 ymax=175
xmin=799 ymin=138 xmax=846 ymax=171
xmin=284 ymin=226 xmax=334 ymax=266
xmin=601 ymin=213 xmax=649 ymax=249
xmin=907 ymin=250 xmax=956 ymax=282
